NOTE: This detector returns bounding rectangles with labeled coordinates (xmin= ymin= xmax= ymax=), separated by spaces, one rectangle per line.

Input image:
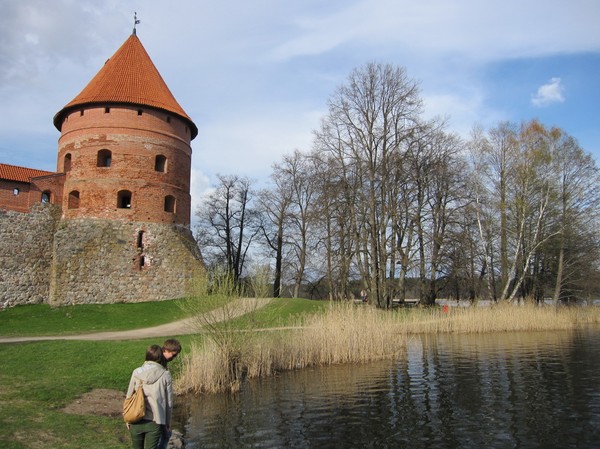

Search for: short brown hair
xmin=145 ymin=344 xmax=164 ymax=363
xmin=162 ymin=339 xmax=181 ymax=354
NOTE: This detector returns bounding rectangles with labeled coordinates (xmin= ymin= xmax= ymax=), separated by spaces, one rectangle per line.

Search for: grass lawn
xmin=0 ymin=297 xmax=322 ymax=449
xmin=0 ymin=300 xmax=188 ymax=337
xmin=224 ymin=297 xmax=328 ymax=329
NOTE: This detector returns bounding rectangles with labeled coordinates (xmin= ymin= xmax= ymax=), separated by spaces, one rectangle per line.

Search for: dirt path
xmin=0 ymin=297 xmax=273 ymax=344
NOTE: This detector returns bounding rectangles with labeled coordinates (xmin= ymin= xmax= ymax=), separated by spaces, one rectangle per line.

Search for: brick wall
xmin=57 ymin=106 xmax=192 ymax=225
xmin=0 ymin=180 xmax=32 ymax=213
xmin=30 ymin=173 xmax=65 ymax=209
xmin=0 ymin=174 xmax=65 ymax=213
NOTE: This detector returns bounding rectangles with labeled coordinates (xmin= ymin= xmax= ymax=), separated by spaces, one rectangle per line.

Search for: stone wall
xmin=0 ymin=208 xmax=203 ymax=307
xmin=49 ymin=218 xmax=204 ymax=305
xmin=0 ymin=204 xmax=61 ymax=306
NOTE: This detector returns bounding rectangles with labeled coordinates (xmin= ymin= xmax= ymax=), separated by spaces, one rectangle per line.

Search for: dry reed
xmin=401 ymin=302 xmax=600 ymax=334
xmin=175 ymin=301 xmax=600 ymax=395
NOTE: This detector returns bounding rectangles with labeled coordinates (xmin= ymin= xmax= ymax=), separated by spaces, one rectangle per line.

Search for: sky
xmin=1 ymin=0 xmax=599 ymax=220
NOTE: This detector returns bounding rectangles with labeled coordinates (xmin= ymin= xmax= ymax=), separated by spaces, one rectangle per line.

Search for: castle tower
xmin=48 ymin=33 xmax=203 ymax=305
xmin=53 ymin=33 xmax=198 ymax=225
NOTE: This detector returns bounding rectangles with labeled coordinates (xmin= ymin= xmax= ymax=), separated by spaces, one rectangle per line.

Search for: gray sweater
xmin=126 ymin=361 xmax=173 ymax=426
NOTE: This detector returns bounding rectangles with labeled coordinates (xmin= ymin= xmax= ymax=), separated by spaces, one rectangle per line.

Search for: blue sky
xmin=1 ymin=0 xmax=599 ymax=215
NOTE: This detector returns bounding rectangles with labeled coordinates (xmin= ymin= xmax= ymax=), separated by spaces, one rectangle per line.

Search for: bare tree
xmin=277 ymin=150 xmax=320 ymax=298
xmin=466 ymin=120 xmax=598 ymax=303
xmin=314 ymin=62 xmax=422 ymax=307
xmin=195 ymin=175 xmax=260 ymax=286
xmin=404 ymin=123 xmax=468 ymax=305
xmin=257 ymin=167 xmax=293 ymax=298
xmin=466 ymin=125 xmax=499 ymax=301
xmin=310 ymin=151 xmax=358 ymax=300
xmin=547 ymin=130 xmax=600 ymax=303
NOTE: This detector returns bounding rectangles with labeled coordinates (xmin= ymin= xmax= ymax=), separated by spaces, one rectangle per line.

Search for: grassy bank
xmin=1 ymin=299 xmax=599 ymax=448
xmin=0 ymin=297 xmax=322 ymax=448
xmin=0 ymin=300 xmax=187 ymax=336
xmin=0 ymin=299 xmax=202 ymax=449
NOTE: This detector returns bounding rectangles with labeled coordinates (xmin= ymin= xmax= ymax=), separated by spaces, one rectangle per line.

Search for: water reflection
xmin=174 ymin=329 xmax=600 ymax=449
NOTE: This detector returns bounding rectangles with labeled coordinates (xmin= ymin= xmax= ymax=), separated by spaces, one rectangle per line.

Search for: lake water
xmin=173 ymin=328 xmax=600 ymax=449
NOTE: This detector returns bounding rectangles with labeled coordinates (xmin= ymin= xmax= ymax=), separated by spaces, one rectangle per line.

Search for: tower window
xmin=166 ymin=116 xmax=171 ymax=123
xmin=105 ymin=107 xmax=110 ymax=113
xmin=164 ymin=195 xmax=176 ymax=213
xmin=155 ymin=155 xmax=167 ymax=173
xmin=138 ymin=109 xmax=143 ymax=116
xmin=137 ymin=230 xmax=145 ymax=250
xmin=13 ymin=188 xmax=19 ymax=196
xmin=80 ymin=110 xmax=84 ymax=116
xmin=64 ymin=153 xmax=72 ymax=172
xmin=117 ymin=190 xmax=132 ymax=209
xmin=136 ymin=230 xmax=146 ymax=270
xmin=41 ymin=191 xmax=51 ymax=203
xmin=97 ymin=149 xmax=112 ymax=167
xmin=68 ymin=190 xmax=80 ymax=209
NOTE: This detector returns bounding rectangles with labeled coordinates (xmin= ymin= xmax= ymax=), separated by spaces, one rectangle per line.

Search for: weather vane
xmin=133 ymin=12 xmax=141 ymax=35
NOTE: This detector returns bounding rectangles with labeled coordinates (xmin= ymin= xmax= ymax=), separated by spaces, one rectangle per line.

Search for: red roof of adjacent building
xmin=0 ymin=163 xmax=55 ymax=183
xmin=53 ymin=33 xmax=197 ymax=139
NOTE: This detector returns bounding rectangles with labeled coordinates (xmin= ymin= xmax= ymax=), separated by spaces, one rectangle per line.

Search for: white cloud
xmin=531 ymin=78 xmax=565 ymax=107
xmin=423 ymin=90 xmax=505 ymax=139
xmin=1 ymin=0 xmax=599 ymax=190
xmin=189 ymin=168 xmax=212 ymax=228
xmin=193 ymin=109 xmax=322 ymax=179
xmin=270 ymin=0 xmax=600 ymax=63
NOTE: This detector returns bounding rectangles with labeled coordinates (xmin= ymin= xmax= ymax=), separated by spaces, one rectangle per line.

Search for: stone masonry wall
xmin=0 ymin=204 xmax=61 ymax=306
xmin=49 ymin=218 xmax=204 ymax=305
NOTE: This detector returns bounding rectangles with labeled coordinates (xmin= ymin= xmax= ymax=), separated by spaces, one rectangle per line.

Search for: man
xmin=161 ymin=339 xmax=181 ymax=367
xmin=158 ymin=339 xmax=181 ymax=449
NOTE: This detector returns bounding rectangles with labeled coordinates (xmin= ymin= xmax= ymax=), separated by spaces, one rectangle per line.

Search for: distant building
xmin=0 ymin=32 xmax=204 ymax=307
xmin=0 ymin=163 xmax=63 ymax=213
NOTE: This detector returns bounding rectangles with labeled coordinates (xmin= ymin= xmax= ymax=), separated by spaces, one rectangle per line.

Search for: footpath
xmin=0 ymin=297 xmax=272 ymax=343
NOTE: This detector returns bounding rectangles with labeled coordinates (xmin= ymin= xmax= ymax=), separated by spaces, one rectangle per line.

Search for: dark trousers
xmin=130 ymin=420 xmax=162 ymax=449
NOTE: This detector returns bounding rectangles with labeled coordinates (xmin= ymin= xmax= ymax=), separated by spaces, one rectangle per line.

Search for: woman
xmin=126 ymin=345 xmax=173 ymax=449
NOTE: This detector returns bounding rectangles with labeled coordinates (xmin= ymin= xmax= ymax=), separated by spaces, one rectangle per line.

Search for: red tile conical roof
xmin=53 ymin=34 xmax=197 ymax=139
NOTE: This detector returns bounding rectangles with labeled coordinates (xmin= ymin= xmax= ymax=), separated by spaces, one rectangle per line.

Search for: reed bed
xmin=401 ymin=302 xmax=600 ymax=334
xmin=175 ymin=301 xmax=600 ymax=395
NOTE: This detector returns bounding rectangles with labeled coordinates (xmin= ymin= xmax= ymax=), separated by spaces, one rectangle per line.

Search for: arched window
xmin=155 ymin=155 xmax=167 ymax=173
xmin=164 ymin=195 xmax=176 ymax=213
xmin=64 ymin=153 xmax=72 ymax=172
xmin=97 ymin=149 xmax=112 ymax=167
xmin=41 ymin=191 xmax=51 ymax=203
xmin=68 ymin=191 xmax=80 ymax=209
xmin=117 ymin=190 xmax=132 ymax=209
